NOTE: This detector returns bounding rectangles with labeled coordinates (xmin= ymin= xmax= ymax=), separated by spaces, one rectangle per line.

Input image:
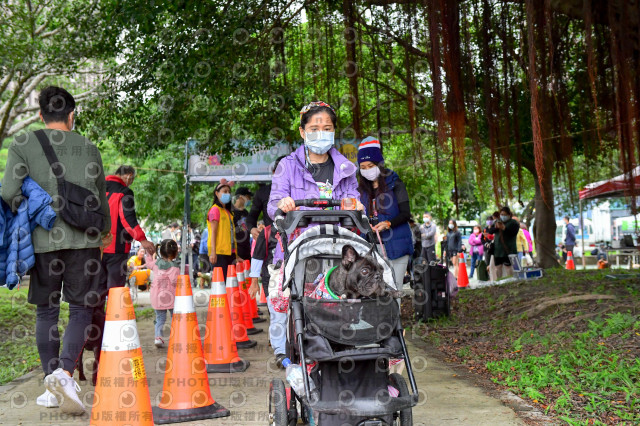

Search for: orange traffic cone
xmin=236 ymin=262 xmax=262 ymax=335
xmin=225 ymin=265 xmax=257 ymax=349
xmin=457 ymin=253 xmax=469 ymax=288
xmin=204 ymin=267 xmax=249 ymax=373
xmin=245 ymin=259 xmax=265 ymax=322
xmin=90 ymin=286 xmax=153 ymax=425
xmin=152 ymin=275 xmax=230 ymax=424
xmin=258 ymin=285 xmax=267 ymax=306
xmin=566 ymin=251 xmax=576 ymax=270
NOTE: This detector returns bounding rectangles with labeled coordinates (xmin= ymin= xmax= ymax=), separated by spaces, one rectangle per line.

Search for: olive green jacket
xmin=1 ymin=129 xmax=111 ymax=253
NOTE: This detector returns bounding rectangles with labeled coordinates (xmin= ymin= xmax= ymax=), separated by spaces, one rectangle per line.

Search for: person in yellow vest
xmin=514 ymin=217 xmax=529 ymax=264
xmin=127 ymin=247 xmax=151 ymax=290
xmin=207 ymin=181 xmax=240 ymax=280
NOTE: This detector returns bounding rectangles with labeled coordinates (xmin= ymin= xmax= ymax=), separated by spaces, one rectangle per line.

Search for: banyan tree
xmin=344 ymin=0 xmax=639 ymax=267
xmin=85 ymin=0 xmax=639 ymax=269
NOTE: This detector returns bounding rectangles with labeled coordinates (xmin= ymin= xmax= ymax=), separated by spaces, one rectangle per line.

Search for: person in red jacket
xmin=85 ymin=166 xmax=155 ymax=385
xmin=102 ymin=165 xmax=156 ymax=286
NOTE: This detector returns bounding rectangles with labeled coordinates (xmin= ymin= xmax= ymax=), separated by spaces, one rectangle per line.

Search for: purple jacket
xmin=267 ymin=145 xmax=360 ymax=220
xmin=468 ymin=232 xmax=484 ymax=255
xmin=268 ymin=145 xmax=360 ymax=262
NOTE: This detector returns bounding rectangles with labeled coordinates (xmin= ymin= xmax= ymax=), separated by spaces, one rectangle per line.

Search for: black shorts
xmin=28 ymin=248 xmax=106 ymax=307
xmin=101 ymin=252 xmax=130 ymax=288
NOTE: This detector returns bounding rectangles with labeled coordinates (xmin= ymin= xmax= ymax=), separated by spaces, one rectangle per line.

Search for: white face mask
xmin=360 ymin=166 xmax=380 ymax=181
xmin=304 ymin=131 xmax=334 ymax=154
xmin=448 ymin=224 xmax=454 ymax=230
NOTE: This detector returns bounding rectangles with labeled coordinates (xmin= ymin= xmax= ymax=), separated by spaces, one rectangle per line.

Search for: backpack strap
xmin=34 ymin=130 xmax=65 ymax=189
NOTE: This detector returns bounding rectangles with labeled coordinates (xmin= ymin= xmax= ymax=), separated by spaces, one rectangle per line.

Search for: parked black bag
xmin=34 ymin=130 xmax=105 ymax=237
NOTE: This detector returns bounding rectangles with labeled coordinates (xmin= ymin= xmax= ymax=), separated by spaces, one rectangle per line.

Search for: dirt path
xmin=0 ymin=300 xmax=530 ymax=425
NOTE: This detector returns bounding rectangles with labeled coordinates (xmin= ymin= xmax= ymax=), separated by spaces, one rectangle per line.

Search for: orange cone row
xmin=236 ymin=262 xmax=262 ymax=335
xmin=204 ymin=267 xmax=250 ymax=373
xmin=90 ymin=265 xmax=262 ymax=425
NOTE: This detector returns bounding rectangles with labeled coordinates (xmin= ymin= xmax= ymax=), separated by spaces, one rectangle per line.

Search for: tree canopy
xmin=2 ymin=0 xmax=638 ymax=267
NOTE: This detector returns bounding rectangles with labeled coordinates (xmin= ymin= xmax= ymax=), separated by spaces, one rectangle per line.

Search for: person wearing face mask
xmin=268 ymin=101 xmax=363 ymax=219
xmin=468 ymin=225 xmax=484 ymax=278
xmin=207 ymin=182 xmax=239 ymax=280
xmin=419 ymin=213 xmax=437 ymax=263
xmin=357 ymin=137 xmax=414 ymax=289
xmin=488 ymin=206 xmax=519 ymax=278
xmin=232 ymin=187 xmax=253 ymax=261
xmin=482 ymin=213 xmax=498 ymax=265
xmin=444 ymin=220 xmax=462 ymax=278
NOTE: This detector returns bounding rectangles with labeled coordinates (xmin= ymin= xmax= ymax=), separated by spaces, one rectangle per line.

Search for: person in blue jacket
xmin=563 ymin=216 xmax=576 ymax=262
xmin=357 ymin=137 xmax=413 ymax=289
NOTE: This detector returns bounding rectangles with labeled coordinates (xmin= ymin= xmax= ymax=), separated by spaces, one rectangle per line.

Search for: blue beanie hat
xmin=357 ymin=137 xmax=384 ymax=164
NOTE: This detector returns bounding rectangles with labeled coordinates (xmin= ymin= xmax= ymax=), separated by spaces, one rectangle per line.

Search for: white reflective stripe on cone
xmin=173 ymin=295 xmax=195 ymax=314
xmin=211 ymin=282 xmax=226 ymax=295
xmin=102 ymin=319 xmax=141 ymax=351
xmin=226 ymin=277 xmax=238 ymax=288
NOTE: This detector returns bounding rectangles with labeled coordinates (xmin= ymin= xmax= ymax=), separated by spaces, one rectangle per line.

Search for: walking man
xmin=1 ymin=86 xmax=111 ymax=414
xmin=563 ymin=216 xmax=576 ymax=262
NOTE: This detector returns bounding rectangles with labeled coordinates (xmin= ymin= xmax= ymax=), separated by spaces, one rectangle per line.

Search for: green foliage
xmin=487 ymin=313 xmax=640 ymax=422
xmin=0 ymin=287 xmax=69 ymax=385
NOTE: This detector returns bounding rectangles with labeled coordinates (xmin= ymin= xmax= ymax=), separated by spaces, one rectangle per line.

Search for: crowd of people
xmin=0 ymin=87 xmax=565 ymax=416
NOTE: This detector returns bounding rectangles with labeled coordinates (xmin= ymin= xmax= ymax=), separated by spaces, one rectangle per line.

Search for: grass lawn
xmin=0 ymin=285 xmax=154 ymax=385
xmin=405 ymin=269 xmax=640 ymax=425
xmin=0 ymin=286 xmax=69 ymax=385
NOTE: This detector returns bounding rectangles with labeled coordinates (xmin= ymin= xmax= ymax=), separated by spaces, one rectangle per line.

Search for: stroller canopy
xmin=283 ymin=224 xmax=396 ymax=295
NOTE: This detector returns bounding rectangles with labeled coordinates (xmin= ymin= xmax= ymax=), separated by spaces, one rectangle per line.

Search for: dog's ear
xmin=341 ymin=245 xmax=360 ymax=270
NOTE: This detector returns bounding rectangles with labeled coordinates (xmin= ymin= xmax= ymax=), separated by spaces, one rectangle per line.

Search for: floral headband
xmin=300 ymin=101 xmax=335 ymax=116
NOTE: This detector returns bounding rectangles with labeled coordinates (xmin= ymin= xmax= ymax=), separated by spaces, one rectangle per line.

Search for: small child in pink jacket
xmin=145 ymin=239 xmax=180 ymax=348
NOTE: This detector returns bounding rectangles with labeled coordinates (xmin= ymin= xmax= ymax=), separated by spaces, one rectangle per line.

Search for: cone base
xmin=235 ymin=339 xmax=257 ymax=348
xmin=153 ymin=401 xmax=230 ymax=424
xmin=206 ymin=359 xmax=250 ymax=373
xmin=246 ymin=327 xmax=263 ymax=335
xmin=252 ymin=317 xmax=267 ymax=323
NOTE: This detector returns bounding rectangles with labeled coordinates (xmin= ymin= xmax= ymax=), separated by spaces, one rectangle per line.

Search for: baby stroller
xmin=268 ymin=199 xmax=419 ymax=426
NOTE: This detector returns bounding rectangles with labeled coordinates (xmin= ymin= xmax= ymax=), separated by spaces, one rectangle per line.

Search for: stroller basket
xmin=309 ymin=395 xmax=418 ymax=416
xmin=303 ymin=296 xmax=399 ymax=346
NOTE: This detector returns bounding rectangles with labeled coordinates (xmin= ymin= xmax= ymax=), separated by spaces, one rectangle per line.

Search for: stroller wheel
xmin=389 ymin=373 xmax=412 ymax=426
xmin=268 ymin=379 xmax=288 ymax=426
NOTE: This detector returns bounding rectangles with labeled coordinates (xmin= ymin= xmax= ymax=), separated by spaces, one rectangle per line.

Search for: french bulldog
xmin=329 ymin=245 xmax=400 ymax=298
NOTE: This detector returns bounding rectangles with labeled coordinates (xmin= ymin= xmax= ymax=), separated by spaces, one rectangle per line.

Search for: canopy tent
xmin=579 ymin=166 xmax=640 ymax=200
xmin=575 ymin=167 xmax=640 ymax=267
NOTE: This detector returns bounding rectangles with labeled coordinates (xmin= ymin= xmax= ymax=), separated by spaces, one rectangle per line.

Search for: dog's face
xmin=330 ymin=245 xmax=390 ymax=298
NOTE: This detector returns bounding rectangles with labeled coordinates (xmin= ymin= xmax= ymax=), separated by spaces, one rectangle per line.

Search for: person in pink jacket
xmin=145 ymin=239 xmax=180 ymax=348
xmin=468 ymin=225 xmax=485 ymax=278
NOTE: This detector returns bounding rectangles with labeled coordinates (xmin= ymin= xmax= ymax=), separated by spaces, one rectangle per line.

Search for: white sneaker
xmin=154 ymin=337 xmax=164 ymax=347
xmin=44 ymin=368 xmax=86 ymax=415
xmin=36 ymin=389 xmax=59 ymax=408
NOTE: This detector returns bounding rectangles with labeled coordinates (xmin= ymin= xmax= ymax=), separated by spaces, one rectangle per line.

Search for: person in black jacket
xmin=444 ymin=220 xmax=462 ymax=278
xmin=246 ymin=156 xmax=286 ymax=239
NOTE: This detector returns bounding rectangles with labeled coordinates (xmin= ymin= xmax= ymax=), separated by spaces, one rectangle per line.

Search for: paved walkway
xmin=0 ymin=290 xmax=530 ymax=425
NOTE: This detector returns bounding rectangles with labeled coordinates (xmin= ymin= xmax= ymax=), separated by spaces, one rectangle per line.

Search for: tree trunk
xmin=533 ymin=164 xmax=558 ymax=268
xmin=343 ymin=0 xmax=362 ymax=138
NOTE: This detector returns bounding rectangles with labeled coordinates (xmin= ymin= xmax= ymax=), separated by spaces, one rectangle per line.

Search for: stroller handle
xmin=273 ymin=198 xmax=370 ymax=236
